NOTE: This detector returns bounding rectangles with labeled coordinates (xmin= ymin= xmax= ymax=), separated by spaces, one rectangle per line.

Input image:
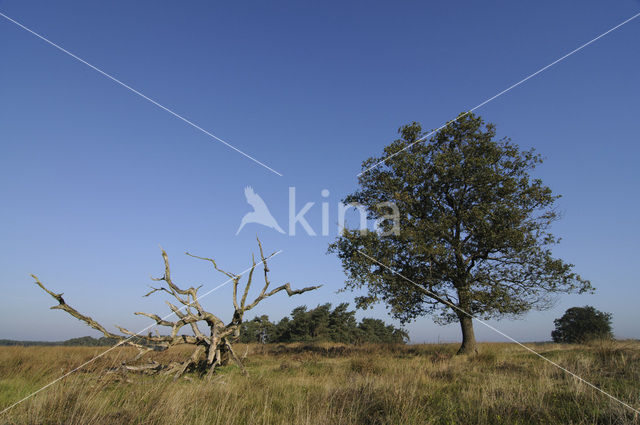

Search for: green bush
xmin=551 ymin=306 xmax=613 ymax=343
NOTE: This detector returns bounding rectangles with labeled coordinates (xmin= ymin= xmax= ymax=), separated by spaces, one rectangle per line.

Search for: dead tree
xmin=32 ymin=239 xmax=321 ymax=379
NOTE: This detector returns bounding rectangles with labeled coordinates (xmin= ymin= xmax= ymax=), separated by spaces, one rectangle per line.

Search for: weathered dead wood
xmin=32 ymin=238 xmax=321 ymax=379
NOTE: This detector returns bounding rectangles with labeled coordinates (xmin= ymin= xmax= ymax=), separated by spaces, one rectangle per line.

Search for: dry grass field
xmin=0 ymin=340 xmax=638 ymax=424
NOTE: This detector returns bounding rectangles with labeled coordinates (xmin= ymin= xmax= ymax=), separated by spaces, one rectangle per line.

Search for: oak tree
xmin=329 ymin=113 xmax=592 ymax=354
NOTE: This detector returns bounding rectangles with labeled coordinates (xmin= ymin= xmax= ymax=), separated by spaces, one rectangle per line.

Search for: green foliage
xmin=328 ymin=113 xmax=592 ymax=351
xmin=356 ymin=318 xmax=408 ymax=344
xmin=0 ymin=336 xmax=121 ymax=347
xmin=61 ymin=336 xmax=121 ymax=346
xmin=239 ymin=315 xmax=274 ymax=344
xmin=551 ymin=306 xmax=613 ymax=343
xmin=239 ymin=303 xmax=408 ymax=344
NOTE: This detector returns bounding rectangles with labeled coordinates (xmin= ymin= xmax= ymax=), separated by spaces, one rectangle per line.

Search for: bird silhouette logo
xmin=236 ymin=186 xmax=285 ymax=235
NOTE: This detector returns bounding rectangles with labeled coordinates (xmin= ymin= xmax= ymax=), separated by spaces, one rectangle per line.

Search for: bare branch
xmin=245 ymin=282 xmax=322 ymax=311
xmin=185 ymin=252 xmax=239 ymax=280
xmin=31 ymin=274 xmax=122 ymax=341
xmin=239 ymin=253 xmax=255 ymax=309
xmin=31 ymin=240 xmax=320 ymax=379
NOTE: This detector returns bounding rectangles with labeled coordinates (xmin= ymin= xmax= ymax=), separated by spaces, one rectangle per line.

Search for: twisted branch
xmin=32 ymin=238 xmax=321 ymax=379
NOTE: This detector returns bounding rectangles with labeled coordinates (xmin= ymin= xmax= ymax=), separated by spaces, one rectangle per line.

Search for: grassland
xmin=0 ymin=340 xmax=638 ymax=424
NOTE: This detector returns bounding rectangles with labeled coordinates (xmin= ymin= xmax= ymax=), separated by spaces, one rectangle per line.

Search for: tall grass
xmin=0 ymin=341 xmax=638 ymax=424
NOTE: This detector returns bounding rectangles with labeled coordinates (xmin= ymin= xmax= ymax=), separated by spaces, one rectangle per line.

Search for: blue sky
xmin=1 ymin=0 xmax=639 ymax=343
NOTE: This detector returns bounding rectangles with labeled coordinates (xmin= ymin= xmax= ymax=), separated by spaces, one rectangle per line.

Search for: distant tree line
xmin=239 ymin=303 xmax=409 ymax=344
xmin=1 ymin=304 xmax=408 ymax=347
xmin=0 ymin=336 xmax=120 ymax=347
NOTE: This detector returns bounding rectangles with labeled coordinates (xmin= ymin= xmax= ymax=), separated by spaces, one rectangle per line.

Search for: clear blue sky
xmin=1 ymin=0 xmax=639 ymax=343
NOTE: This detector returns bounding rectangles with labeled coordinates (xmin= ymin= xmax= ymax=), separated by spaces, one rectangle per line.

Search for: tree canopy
xmin=551 ymin=306 xmax=613 ymax=343
xmin=329 ymin=113 xmax=592 ymax=354
xmin=239 ymin=303 xmax=408 ymax=344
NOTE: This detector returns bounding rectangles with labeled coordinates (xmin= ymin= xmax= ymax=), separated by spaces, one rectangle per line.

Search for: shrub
xmin=551 ymin=306 xmax=613 ymax=343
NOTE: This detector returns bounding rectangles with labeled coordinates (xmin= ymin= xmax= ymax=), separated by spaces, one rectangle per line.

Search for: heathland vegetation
xmin=1 ymin=340 xmax=638 ymax=424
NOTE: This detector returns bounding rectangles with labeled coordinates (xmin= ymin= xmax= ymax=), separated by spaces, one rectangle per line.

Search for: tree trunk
xmin=456 ymin=314 xmax=477 ymax=355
